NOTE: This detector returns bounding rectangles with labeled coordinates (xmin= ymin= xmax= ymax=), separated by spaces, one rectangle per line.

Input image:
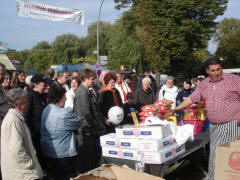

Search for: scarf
xmin=118 ymin=82 xmax=127 ymax=103
xmin=102 ymin=86 xmax=119 ymax=106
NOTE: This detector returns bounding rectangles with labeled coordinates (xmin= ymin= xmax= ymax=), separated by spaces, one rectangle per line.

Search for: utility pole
xmin=97 ymin=0 xmax=104 ymax=65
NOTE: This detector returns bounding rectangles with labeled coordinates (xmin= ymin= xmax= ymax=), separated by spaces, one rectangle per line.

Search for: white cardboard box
xmin=100 ymin=133 xmax=175 ymax=151
xmin=100 ymin=133 xmax=138 ymax=149
xmin=115 ymin=124 xmax=172 ymax=139
xmin=102 ymin=147 xmax=139 ymax=161
xmin=142 ymin=143 xmax=186 ymax=164
xmin=137 ymin=135 xmax=175 ymax=152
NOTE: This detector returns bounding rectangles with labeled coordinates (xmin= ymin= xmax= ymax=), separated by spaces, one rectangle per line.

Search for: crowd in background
xmin=0 ymin=62 xmax=208 ymax=180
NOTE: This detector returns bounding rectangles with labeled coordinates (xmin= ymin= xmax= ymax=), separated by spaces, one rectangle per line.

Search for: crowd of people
xmin=0 ymin=55 xmax=240 ymax=180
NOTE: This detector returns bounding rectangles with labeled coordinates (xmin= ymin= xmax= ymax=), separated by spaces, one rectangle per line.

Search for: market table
xmin=101 ymin=131 xmax=210 ymax=178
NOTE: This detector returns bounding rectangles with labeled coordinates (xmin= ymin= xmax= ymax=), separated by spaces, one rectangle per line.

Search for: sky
xmin=0 ymin=0 xmax=239 ymax=53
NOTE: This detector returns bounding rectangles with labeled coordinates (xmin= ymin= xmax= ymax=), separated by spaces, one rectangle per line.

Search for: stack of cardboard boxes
xmin=100 ymin=124 xmax=186 ymax=164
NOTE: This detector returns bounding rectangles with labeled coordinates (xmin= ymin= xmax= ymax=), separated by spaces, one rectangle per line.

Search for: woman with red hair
xmin=98 ymin=72 xmax=123 ymax=133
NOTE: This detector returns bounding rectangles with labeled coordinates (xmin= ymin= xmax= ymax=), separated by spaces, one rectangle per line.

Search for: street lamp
xmin=97 ymin=0 xmax=104 ymax=65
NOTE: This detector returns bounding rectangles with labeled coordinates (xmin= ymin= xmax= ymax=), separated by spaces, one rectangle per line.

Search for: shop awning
xmin=0 ymin=54 xmax=16 ymax=70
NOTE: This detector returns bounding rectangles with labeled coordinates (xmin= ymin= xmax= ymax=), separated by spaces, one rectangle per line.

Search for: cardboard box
xmin=115 ymin=124 xmax=172 ymax=139
xmin=100 ymin=133 xmax=138 ymax=149
xmin=142 ymin=143 xmax=185 ymax=164
xmin=137 ymin=135 xmax=175 ymax=152
xmin=100 ymin=133 xmax=175 ymax=151
xmin=102 ymin=147 xmax=139 ymax=161
xmin=215 ymin=140 xmax=240 ymax=179
xmin=71 ymin=164 xmax=164 ymax=180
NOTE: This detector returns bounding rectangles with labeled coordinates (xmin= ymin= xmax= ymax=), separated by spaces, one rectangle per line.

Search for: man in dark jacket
xmin=25 ymin=74 xmax=47 ymax=169
xmin=73 ymin=69 xmax=107 ymax=173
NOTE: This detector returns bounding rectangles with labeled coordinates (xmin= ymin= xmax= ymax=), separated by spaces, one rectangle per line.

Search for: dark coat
xmin=176 ymin=88 xmax=193 ymax=119
xmin=176 ymin=88 xmax=193 ymax=105
xmin=25 ymin=89 xmax=46 ymax=150
xmin=73 ymin=84 xmax=106 ymax=136
xmin=133 ymin=88 xmax=155 ymax=109
xmin=98 ymin=89 xmax=123 ymax=133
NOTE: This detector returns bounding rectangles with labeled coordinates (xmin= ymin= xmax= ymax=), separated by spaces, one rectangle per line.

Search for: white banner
xmin=16 ymin=0 xmax=84 ymax=25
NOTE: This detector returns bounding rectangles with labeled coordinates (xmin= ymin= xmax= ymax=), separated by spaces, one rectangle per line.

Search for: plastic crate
xmin=183 ymin=119 xmax=205 ymax=135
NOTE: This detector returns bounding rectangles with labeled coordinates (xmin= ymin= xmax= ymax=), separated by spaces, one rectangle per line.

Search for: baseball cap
xmin=31 ymin=74 xmax=47 ymax=84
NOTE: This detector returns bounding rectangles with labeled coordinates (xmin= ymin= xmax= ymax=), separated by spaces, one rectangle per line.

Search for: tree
xmin=113 ymin=0 xmax=228 ymax=77
xmin=214 ymin=18 xmax=240 ymax=68
xmin=51 ymin=34 xmax=85 ymax=65
xmin=107 ymin=12 xmax=144 ymax=71
xmin=6 ymin=49 xmax=21 ymax=61
xmin=214 ymin=18 xmax=240 ymax=42
xmin=32 ymin=41 xmax=51 ymax=51
xmin=84 ymin=21 xmax=113 ymax=57
xmin=24 ymin=41 xmax=52 ymax=73
xmin=216 ymin=29 xmax=240 ymax=68
xmin=19 ymin=49 xmax=31 ymax=68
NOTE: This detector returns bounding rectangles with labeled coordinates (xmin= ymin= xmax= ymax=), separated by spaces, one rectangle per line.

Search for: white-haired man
xmin=133 ymin=77 xmax=155 ymax=109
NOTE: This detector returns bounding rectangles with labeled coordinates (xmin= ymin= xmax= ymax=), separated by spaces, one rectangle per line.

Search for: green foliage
xmin=113 ymin=0 xmax=227 ymax=76
xmin=32 ymin=41 xmax=51 ymax=51
xmin=8 ymin=1 xmax=228 ymax=76
xmin=6 ymin=49 xmax=21 ymax=61
xmin=215 ymin=18 xmax=240 ymax=68
xmin=214 ymin=18 xmax=240 ymax=42
xmin=114 ymin=0 xmax=135 ymax=10
xmin=84 ymin=21 xmax=113 ymax=57
xmin=107 ymin=13 xmax=144 ymax=71
xmin=51 ymin=34 xmax=85 ymax=65
xmin=216 ymin=29 xmax=240 ymax=68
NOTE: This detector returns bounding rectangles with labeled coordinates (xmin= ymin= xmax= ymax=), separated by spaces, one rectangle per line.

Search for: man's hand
xmin=171 ymin=109 xmax=178 ymax=116
xmin=174 ymin=97 xmax=193 ymax=113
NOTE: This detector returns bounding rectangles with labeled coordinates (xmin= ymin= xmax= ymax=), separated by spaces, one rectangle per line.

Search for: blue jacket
xmin=41 ymin=104 xmax=82 ymax=158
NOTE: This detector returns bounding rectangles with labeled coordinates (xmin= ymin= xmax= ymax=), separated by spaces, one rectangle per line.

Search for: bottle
xmin=135 ymin=152 xmax=145 ymax=172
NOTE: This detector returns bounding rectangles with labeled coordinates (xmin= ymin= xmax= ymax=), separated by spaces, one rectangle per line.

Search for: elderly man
xmin=173 ymin=56 xmax=240 ymax=180
xmin=134 ymin=77 xmax=155 ymax=109
xmin=1 ymin=88 xmax=43 ymax=180
xmin=158 ymin=76 xmax=179 ymax=109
